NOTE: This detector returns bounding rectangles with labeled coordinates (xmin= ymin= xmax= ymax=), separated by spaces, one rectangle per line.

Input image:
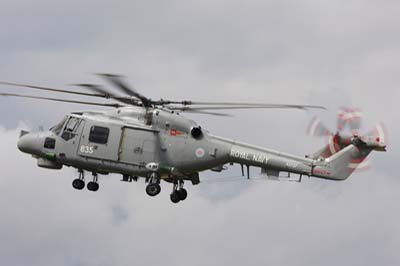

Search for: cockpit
xmin=50 ymin=116 xmax=83 ymax=141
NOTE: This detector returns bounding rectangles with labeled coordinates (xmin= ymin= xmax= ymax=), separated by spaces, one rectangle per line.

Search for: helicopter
xmin=0 ymin=74 xmax=387 ymax=203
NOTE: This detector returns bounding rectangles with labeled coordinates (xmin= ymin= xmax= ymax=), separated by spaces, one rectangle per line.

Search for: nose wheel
xmin=72 ymin=171 xmax=100 ymax=192
xmin=72 ymin=179 xmax=85 ymax=190
xmin=87 ymin=172 xmax=99 ymax=192
xmin=87 ymin=181 xmax=99 ymax=192
xmin=72 ymin=170 xmax=85 ymax=190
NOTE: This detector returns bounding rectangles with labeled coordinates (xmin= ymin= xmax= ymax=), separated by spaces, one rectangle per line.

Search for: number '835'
xmin=80 ymin=145 xmax=94 ymax=154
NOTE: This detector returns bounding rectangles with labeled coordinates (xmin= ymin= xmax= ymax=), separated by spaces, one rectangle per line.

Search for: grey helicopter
xmin=0 ymin=74 xmax=387 ymax=203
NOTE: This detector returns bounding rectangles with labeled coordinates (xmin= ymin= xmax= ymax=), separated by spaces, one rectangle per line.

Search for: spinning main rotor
xmin=0 ymin=73 xmax=326 ymax=115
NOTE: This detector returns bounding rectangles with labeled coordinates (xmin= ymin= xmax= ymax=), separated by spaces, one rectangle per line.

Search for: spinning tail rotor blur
xmin=307 ymin=107 xmax=387 ymax=172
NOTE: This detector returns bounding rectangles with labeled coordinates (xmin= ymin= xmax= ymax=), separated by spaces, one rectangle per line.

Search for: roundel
xmin=195 ymin=148 xmax=205 ymax=158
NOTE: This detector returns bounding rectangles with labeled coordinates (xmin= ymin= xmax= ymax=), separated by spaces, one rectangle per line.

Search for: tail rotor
xmin=337 ymin=107 xmax=363 ymax=134
xmin=307 ymin=107 xmax=387 ymax=172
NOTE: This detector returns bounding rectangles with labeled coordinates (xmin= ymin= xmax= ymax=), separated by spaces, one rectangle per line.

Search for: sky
xmin=0 ymin=1 xmax=399 ymax=265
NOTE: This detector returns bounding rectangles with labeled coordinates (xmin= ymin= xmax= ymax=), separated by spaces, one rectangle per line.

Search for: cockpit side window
xmin=61 ymin=117 xmax=81 ymax=141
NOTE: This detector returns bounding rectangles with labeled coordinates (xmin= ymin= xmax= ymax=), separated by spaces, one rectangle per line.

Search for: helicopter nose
xmin=17 ymin=131 xmax=41 ymax=155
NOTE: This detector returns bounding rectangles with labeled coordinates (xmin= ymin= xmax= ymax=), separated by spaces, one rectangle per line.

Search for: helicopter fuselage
xmin=17 ymin=106 xmax=383 ymax=186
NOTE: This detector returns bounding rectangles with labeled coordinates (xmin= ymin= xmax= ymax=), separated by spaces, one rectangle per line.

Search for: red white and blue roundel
xmin=195 ymin=148 xmax=205 ymax=158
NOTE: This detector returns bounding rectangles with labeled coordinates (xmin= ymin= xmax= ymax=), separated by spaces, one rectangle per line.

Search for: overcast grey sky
xmin=0 ymin=1 xmax=399 ymax=266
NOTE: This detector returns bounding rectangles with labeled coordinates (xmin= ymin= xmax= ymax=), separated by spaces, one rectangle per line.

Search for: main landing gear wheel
xmin=178 ymin=188 xmax=187 ymax=201
xmin=170 ymin=190 xmax=181 ymax=203
xmin=170 ymin=180 xmax=187 ymax=203
xmin=87 ymin=181 xmax=99 ymax=192
xmin=72 ymin=179 xmax=85 ymax=190
xmin=146 ymin=183 xmax=161 ymax=197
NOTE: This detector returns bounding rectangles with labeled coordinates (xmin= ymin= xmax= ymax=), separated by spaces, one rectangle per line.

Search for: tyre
xmin=87 ymin=181 xmax=99 ymax=192
xmin=178 ymin=188 xmax=187 ymax=201
xmin=170 ymin=191 xmax=180 ymax=203
xmin=72 ymin=179 xmax=85 ymax=190
xmin=92 ymin=182 xmax=99 ymax=192
xmin=146 ymin=183 xmax=161 ymax=197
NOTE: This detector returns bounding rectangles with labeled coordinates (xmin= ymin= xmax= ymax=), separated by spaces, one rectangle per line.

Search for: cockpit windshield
xmin=50 ymin=116 xmax=68 ymax=135
xmin=64 ymin=117 xmax=80 ymax=132
xmin=60 ymin=116 xmax=82 ymax=141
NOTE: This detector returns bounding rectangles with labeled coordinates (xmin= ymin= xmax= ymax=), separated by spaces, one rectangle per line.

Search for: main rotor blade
xmin=96 ymin=73 xmax=151 ymax=106
xmin=0 ymin=92 xmax=123 ymax=108
xmin=168 ymin=105 xmax=323 ymax=111
xmin=177 ymin=110 xmax=233 ymax=117
xmin=165 ymin=101 xmax=326 ymax=110
xmin=73 ymin=83 xmax=141 ymax=105
xmin=0 ymin=81 xmax=105 ymax=98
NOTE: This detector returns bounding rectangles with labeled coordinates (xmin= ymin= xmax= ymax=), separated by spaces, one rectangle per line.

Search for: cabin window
xmin=89 ymin=126 xmax=109 ymax=144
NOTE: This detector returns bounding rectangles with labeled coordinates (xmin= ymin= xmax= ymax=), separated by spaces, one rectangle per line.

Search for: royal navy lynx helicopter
xmin=0 ymin=74 xmax=387 ymax=203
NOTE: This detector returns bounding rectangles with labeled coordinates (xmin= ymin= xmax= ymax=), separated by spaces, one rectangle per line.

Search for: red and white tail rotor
xmin=337 ymin=107 xmax=363 ymax=134
xmin=307 ymin=107 xmax=387 ymax=172
xmin=367 ymin=122 xmax=388 ymax=148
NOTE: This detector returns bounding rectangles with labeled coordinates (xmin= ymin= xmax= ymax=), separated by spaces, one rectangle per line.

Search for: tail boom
xmin=311 ymin=145 xmax=372 ymax=180
xmin=213 ymin=134 xmax=385 ymax=182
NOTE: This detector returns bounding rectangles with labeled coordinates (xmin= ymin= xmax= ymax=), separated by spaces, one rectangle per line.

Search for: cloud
xmin=0 ymin=0 xmax=399 ymax=265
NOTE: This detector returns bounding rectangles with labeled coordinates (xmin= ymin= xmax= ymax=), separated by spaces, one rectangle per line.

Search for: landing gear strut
xmin=72 ymin=170 xmax=85 ymax=190
xmin=170 ymin=180 xmax=187 ymax=203
xmin=145 ymin=173 xmax=161 ymax=197
xmin=87 ymin=172 xmax=99 ymax=192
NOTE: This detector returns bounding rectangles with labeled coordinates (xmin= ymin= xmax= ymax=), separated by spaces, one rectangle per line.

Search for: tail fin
xmin=308 ymin=134 xmax=342 ymax=160
xmin=312 ymin=145 xmax=372 ymax=180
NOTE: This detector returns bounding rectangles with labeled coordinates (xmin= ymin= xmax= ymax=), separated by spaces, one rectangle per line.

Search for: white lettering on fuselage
xmin=230 ymin=150 xmax=250 ymax=160
xmin=253 ymin=154 xmax=267 ymax=163
xmin=286 ymin=162 xmax=299 ymax=169
xmin=230 ymin=149 xmax=268 ymax=164
xmin=80 ymin=145 xmax=94 ymax=154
